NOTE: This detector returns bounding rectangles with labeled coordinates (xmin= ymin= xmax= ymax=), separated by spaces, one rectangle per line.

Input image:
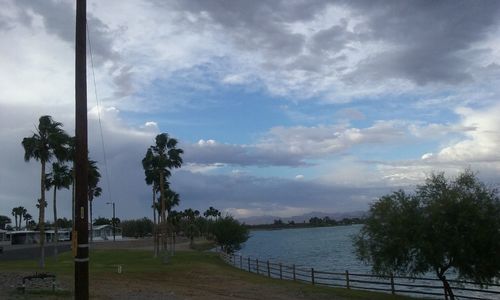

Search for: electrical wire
xmin=86 ymin=22 xmax=114 ymax=208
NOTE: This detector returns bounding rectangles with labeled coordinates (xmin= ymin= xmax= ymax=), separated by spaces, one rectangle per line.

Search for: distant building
xmin=8 ymin=230 xmax=39 ymax=244
xmin=91 ymin=225 xmax=122 ymax=241
xmin=0 ymin=229 xmax=11 ymax=249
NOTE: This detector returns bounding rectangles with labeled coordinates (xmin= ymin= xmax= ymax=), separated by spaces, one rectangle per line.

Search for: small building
xmin=0 ymin=229 xmax=11 ymax=249
xmin=45 ymin=229 xmax=72 ymax=242
xmin=91 ymin=225 xmax=122 ymax=241
xmin=8 ymin=230 xmax=39 ymax=245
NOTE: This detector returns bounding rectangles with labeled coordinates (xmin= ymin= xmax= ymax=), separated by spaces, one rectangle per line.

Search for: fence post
xmin=279 ymin=263 xmax=282 ymax=280
xmin=390 ymin=273 xmax=395 ymax=295
xmin=345 ymin=270 xmax=350 ymax=289
xmin=443 ymin=277 xmax=449 ymax=300
xmin=248 ymin=257 xmax=251 ymax=272
xmin=267 ymin=260 xmax=271 ymax=277
xmin=256 ymin=259 xmax=259 ymax=274
xmin=233 ymin=255 xmax=236 ymax=266
xmin=293 ymin=264 xmax=296 ymax=281
xmin=240 ymin=255 xmax=243 ymax=269
xmin=311 ymin=268 xmax=315 ymax=285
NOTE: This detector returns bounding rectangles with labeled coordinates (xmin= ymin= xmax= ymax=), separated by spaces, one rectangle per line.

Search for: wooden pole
xmin=75 ymin=0 xmax=89 ymax=298
xmin=345 ymin=270 xmax=350 ymax=289
xmin=390 ymin=273 xmax=395 ymax=295
xmin=311 ymin=268 xmax=315 ymax=285
xmin=267 ymin=260 xmax=271 ymax=277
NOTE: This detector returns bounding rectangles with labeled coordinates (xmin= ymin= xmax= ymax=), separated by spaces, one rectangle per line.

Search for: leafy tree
xmin=88 ymin=159 xmax=102 ymax=242
xmin=121 ymin=218 xmax=153 ymax=238
xmin=93 ymin=217 xmax=111 ymax=226
xmin=354 ymin=171 xmax=500 ymax=299
xmin=213 ymin=215 xmax=249 ymax=254
xmin=45 ymin=162 xmax=72 ymax=259
xmin=22 ymin=115 xmax=70 ymax=268
xmin=56 ymin=217 xmax=72 ymax=229
xmin=0 ymin=215 xmax=11 ymax=230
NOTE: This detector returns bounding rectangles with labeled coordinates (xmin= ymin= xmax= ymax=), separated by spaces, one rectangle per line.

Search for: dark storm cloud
xmin=169 ymin=0 xmax=500 ymax=86
xmin=341 ymin=0 xmax=500 ymax=85
xmin=168 ymin=0 xmax=328 ymax=61
xmin=16 ymin=0 xmax=118 ymax=64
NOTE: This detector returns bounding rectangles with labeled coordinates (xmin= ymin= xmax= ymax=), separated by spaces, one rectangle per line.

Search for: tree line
xmin=120 ymin=206 xmax=249 ymax=254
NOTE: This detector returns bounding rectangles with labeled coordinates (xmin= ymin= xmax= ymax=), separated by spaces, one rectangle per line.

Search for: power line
xmin=86 ymin=23 xmax=113 ymax=208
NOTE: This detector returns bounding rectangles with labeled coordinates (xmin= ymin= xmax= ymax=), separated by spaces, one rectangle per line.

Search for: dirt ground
xmin=0 ymin=239 xmax=395 ymax=300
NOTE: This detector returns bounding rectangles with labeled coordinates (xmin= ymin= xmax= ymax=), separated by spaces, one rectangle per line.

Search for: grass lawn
xmin=0 ymin=248 xmax=420 ymax=300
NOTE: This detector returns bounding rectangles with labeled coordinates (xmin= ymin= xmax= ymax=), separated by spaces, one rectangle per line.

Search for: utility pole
xmin=75 ymin=0 xmax=89 ymax=299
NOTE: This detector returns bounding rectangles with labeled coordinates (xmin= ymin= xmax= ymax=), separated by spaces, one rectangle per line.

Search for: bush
xmin=212 ymin=216 xmax=249 ymax=254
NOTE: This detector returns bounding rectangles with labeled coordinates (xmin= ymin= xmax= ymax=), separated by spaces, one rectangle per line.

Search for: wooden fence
xmin=219 ymin=252 xmax=500 ymax=300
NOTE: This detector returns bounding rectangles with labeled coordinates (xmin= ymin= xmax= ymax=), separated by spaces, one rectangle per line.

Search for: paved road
xmin=0 ymin=242 xmax=71 ymax=261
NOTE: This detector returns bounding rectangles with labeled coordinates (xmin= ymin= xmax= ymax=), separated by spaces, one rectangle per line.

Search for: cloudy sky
xmin=1 ymin=0 xmax=500 ymax=222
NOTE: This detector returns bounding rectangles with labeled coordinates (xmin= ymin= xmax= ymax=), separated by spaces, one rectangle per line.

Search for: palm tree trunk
xmin=53 ymin=187 xmax=59 ymax=260
xmin=159 ymin=172 xmax=166 ymax=253
xmin=152 ymin=187 xmax=157 ymax=257
xmin=39 ymin=161 xmax=46 ymax=268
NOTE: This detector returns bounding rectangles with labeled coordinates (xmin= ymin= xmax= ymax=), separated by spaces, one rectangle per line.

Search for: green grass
xmin=0 ymin=249 xmax=419 ymax=300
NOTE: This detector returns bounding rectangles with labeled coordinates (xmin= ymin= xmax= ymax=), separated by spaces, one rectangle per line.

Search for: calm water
xmin=237 ymin=224 xmax=500 ymax=299
xmin=238 ymin=225 xmax=369 ymax=273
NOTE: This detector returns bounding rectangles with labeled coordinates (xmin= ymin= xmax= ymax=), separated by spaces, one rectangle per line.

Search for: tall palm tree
xmin=22 ymin=115 xmax=70 ymax=268
xmin=46 ymin=162 xmax=72 ymax=259
xmin=24 ymin=213 xmax=33 ymax=229
xmin=20 ymin=207 xmax=27 ymax=229
xmin=11 ymin=208 xmax=18 ymax=230
xmin=88 ymin=160 xmax=102 ymax=242
xmin=142 ymin=148 xmax=163 ymax=257
xmin=150 ymin=133 xmax=183 ymax=253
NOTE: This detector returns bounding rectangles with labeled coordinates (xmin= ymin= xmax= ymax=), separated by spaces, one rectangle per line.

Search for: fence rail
xmin=219 ymin=252 xmax=500 ymax=300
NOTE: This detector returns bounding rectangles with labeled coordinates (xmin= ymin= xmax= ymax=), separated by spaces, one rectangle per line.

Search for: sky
xmin=1 ymin=0 xmax=500 ymax=222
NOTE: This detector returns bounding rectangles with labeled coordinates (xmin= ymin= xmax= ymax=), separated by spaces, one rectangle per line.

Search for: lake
xmin=236 ymin=224 xmax=500 ymax=299
xmin=238 ymin=224 xmax=368 ymax=273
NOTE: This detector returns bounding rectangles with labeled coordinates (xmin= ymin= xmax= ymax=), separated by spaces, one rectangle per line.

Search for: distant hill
xmin=238 ymin=210 xmax=367 ymax=225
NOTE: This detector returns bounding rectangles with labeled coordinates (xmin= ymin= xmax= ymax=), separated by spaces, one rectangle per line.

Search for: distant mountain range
xmin=238 ymin=210 xmax=367 ymax=225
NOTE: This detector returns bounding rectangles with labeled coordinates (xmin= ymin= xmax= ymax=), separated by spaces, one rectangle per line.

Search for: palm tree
xmin=11 ymin=206 xmax=26 ymax=230
xmin=23 ymin=213 xmax=33 ymax=229
xmin=88 ymin=160 xmax=102 ymax=242
xmin=150 ymin=133 xmax=183 ymax=253
xmin=46 ymin=162 xmax=72 ymax=259
xmin=142 ymin=148 xmax=163 ymax=257
xmin=11 ymin=208 xmax=18 ymax=230
xmin=22 ymin=115 xmax=70 ymax=268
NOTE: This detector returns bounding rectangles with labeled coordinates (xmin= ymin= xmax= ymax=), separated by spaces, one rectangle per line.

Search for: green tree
xmin=22 ymin=115 xmax=70 ymax=268
xmin=45 ymin=162 xmax=72 ymax=259
xmin=213 ymin=215 xmax=249 ymax=254
xmin=354 ymin=171 xmax=500 ymax=299
xmin=121 ymin=218 xmax=153 ymax=238
xmin=88 ymin=159 xmax=102 ymax=242
xmin=0 ymin=215 xmax=11 ymax=230
xmin=93 ymin=217 xmax=111 ymax=226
